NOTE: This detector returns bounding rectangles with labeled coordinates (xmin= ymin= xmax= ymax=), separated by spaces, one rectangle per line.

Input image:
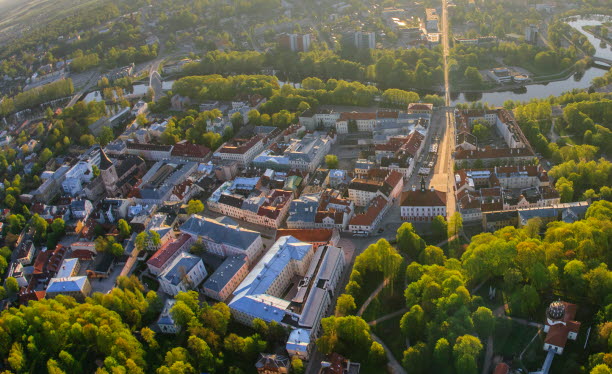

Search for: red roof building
xmin=146 ymin=234 xmax=195 ymax=276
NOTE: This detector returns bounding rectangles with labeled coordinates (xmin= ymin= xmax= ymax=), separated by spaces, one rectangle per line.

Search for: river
xmin=450 ymin=15 xmax=612 ymax=106
xmin=83 ymin=16 xmax=610 ymax=106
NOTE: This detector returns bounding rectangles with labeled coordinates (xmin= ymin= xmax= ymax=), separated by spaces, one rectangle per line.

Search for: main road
xmin=428 ymin=0 xmax=457 ymax=217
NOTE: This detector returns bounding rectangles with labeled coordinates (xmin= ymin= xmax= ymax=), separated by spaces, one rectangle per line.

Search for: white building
xmin=214 ymin=136 xmax=265 ymax=167
xmin=400 ymin=180 xmax=447 ymax=221
xmin=62 ymin=161 xmax=94 ymax=195
xmin=158 ymin=252 xmax=207 ymax=296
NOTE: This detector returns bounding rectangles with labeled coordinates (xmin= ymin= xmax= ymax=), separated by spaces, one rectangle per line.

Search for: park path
xmin=371 ymin=333 xmax=408 ymax=374
xmin=356 ymin=278 xmax=389 ymax=317
xmin=368 ymin=308 xmax=409 ymax=326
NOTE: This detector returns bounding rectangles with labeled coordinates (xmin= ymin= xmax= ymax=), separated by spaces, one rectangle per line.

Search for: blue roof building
xmin=46 ymin=276 xmax=91 ymax=301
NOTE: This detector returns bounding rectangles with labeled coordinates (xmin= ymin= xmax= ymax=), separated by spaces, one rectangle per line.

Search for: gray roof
xmin=286 ymin=193 xmax=320 ymax=223
xmin=202 ymin=255 xmax=247 ymax=293
xmin=180 ymin=215 xmax=260 ymax=252
xmin=160 ymin=253 xmax=202 ymax=286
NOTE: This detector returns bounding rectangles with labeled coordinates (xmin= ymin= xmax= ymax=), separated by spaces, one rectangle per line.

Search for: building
xmin=180 ymin=215 xmax=264 ymax=264
xmin=348 ymin=195 xmax=389 ymax=236
xmin=278 ymin=33 xmax=311 ymax=52
xmin=348 ymin=170 xmax=404 ymax=207
xmin=158 ymin=252 xmax=207 ymax=296
xmin=62 ymin=161 xmax=94 ymax=195
xmin=146 ymin=234 xmax=195 ymax=275
xmin=287 ymin=328 xmax=311 ymax=360
xmin=229 ymin=236 xmax=345 ymax=344
xmin=407 ymin=103 xmax=434 ymax=114
xmin=354 ymin=31 xmax=376 ymax=49
xmin=253 ymin=134 xmax=331 ymax=172
xmin=320 ymin=353 xmax=361 ymax=374
xmin=202 ymin=255 xmax=249 ymax=301
xmin=132 ymin=161 xmax=198 ymax=204
xmin=157 ymin=299 xmax=180 ymax=334
xmin=45 ymin=276 xmax=92 ymax=301
xmin=125 ymin=142 xmax=173 ymax=161
xmin=170 ymin=140 xmax=211 ymax=162
xmin=55 ymin=258 xmax=80 ymax=278
xmin=214 ymin=136 xmax=265 ymax=167
xmin=207 ymin=182 xmax=294 ymax=229
xmin=286 ymin=190 xmax=354 ymax=231
xmin=299 ymin=109 xmax=341 ymax=130
xmin=400 ymin=178 xmax=447 ymax=221
xmin=335 ymin=112 xmax=377 ymax=133
xmin=425 ymin=8 xmax=439 ymax=32
xmin=16 ymin=240 xmax=36 ymax=265
xmin=276 ymin=229 xmax=340 ymax=247
xmin=525 ymin=24 xmax=539 ymax=44
xmin=255 ymin=354 xmax=290 ymax=374
xmin=543 ymin=301 xmax=580 ymax=355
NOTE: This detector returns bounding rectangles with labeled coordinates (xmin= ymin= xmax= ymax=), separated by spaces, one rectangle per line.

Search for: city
xmin=0 ymin=0 xmax=610 ymax=373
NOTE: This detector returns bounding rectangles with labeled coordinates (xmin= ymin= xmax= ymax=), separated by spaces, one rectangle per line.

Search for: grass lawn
xmin=361 ymin=265 xmax=406 ymax=322
xmin=371 ymin=314 xmax=406 ymax=362
xmin=494 ymin=318 xmax=540 ymax=360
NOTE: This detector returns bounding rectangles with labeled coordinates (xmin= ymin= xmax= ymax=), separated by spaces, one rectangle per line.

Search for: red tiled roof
xmin=377 ymin=110 xmax=399 ymax=119
xmin=172 ymin=180 xmax=193 ymax=200
xmin=171 ymin=140 xmax=211 ymax=159
xmin=401 ymin=189 xmax=447 ymax=207
xmin=545 ymin=324 xmax=570 ymax=347
xmin=217 ymin=136 xmax=263 ymax=154
xmin=147 ymin=234 xmax=192 ymax=269
xmin=407 ymin=103 xmax=433 ymax=111
xmin=384 ymin=170 xmax=403 ymax=189
xmin=493 ymin=363 xmax=509 ymax=374
xmin=350 ymin=196 xmax=387 ymax=226
xmin=402 ymin=131 xmax=425 ymax=157
xmin=276 ymin=229 xmax=335 ymax=243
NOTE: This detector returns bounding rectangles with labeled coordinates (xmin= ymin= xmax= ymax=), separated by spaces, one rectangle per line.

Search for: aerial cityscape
xmin=0 ymin=0 xmax=610 ymax=373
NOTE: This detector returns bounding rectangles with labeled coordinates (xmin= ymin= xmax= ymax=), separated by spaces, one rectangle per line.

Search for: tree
xmin=186 ymin=199 xmax=204 ymax=215
xmin=5 ymin=277 xmax=19 ymax=294
xmin=432 ymin=338 xmax=453 ymax=374
xmin=369 ymin=341 xmax=387 ymax=365
xmin=98 ymin=126 xmax=115 ymax=146
xmin=418 ymin=245 xmax=446 ymax=265
xmin=187 ymin=335 xmax=214 ymax=372
xmin=80 ymin=134 xmax=95 ymax=146
xmin=118 ymin=219 xmax=131 ymax=238
xmin=0 ymin=285 xmax=5 ymax=300
xmin=402 ymin=342 xmax=429 ymax=373
xmin=524 ymin=217 xmax=543 ymax=238
xmin=472 ymin=123 xmax=489 ymax=141
xmin=464 ymin=67 xmax=483 ymax=87
xmin=472 ymin=307 xmax=495 ymax=337
xmin=335 ymin=294 xmax=357 ymax=316
xmin=400 ymin=305 xmax=425 ymax=342
xmin=170 ymin=301 xmax=195 ymax=327
xmin=396 ymin=222 xmax=425 ymax=258
xmin=431 ymin=215 xmax=448 ymax=242
xmin=247 ymin=109 xmax=261 ymax=125
xmin=110 ymin=242 xmax=124 ymax=257
xmin=556 ymin=177 xmax=575 ymax=203
xmin=591 ymin=365 xmax=611 ymax=374
xmin=291 ymin=356 xmax=304 ymax=374
xmin=325 ymin=155 xmax=339 ymax=169
xmin=4 ymin=194 xmax=15 ymax=208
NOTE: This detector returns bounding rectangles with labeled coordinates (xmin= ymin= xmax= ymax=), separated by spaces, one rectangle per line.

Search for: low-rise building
xmin=286 ymin=190 xmax=354 ymax=231
xmin=229 ymin=236 xmax=345 ymax=345
xmin=157 ymin=299 xmax=180 ymax=334
xmin=180 ymin=216 xmax=264 ymax=264
xmin=45 ymin=276 xmax=92 ymax=301
xmin=543 ymin=301 xmax=580 ymax=355
xmin=202 ymin=255 xmax=249 ymax=301
xmin=158 ymin=252 xmax=207 ymax=296
xmin=255 ymin=354 xmax=290 ymax=374
xmin=146 ymin=233 xmax=195 ymax=275
xmin=348 ymin=195 xmax=389 ymax=236
xmin=400 ymin=179 xmax=447 ymax=221
xmin=348 ymin=170 xmax=404 ymax=207
xmin=214 ymin=136 xmax=265 ymax=167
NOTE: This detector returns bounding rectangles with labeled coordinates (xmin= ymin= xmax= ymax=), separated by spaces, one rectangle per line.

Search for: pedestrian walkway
xmin=368 ymin=308 xmax=409 ymax=326
xmin=371 ymin=333 xmax=408 ymax=374
xmin=357 ymin=278 xmax=389 ymax=317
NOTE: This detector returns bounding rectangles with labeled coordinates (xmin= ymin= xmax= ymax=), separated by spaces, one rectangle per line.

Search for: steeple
xmin=98 ymin=146 xmax=113 ymax=170
xmin=420 ymin=176 xmax=426 ymax=192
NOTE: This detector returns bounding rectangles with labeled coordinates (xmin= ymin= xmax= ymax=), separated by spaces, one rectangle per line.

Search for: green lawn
xmin=141 ymin=275 xmax=159 ymax=291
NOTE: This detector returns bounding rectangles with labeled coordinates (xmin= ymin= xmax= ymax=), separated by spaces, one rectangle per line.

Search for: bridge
xmin=149 ymin=70 xmax=163 ymax=102
xmin=593 ymin=56 xmax=612 ymax=66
